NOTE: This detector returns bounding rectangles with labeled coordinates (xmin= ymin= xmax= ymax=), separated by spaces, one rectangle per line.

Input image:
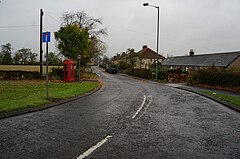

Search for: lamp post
xmin=143 ymin=3 xmax=160 ymax=80
xmin=77 ymin=55 xmax=81 ymax=81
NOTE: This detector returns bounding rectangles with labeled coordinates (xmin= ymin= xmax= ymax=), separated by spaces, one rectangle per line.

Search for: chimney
xmin=142 ymin=45 xmax=147 ymax=49
xmin=189 ymin=49 xmax=194 ymax=56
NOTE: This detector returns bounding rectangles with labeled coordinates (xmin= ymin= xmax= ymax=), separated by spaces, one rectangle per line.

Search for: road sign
xmin=42 ymin=32 xmax=50 ymax=42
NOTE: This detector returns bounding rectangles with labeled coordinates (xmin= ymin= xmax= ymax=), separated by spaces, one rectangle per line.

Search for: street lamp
xmin=143 ymin=2 xmax=160 ymax=80
xmin=77 ymin=55 xmax=81 ymax=81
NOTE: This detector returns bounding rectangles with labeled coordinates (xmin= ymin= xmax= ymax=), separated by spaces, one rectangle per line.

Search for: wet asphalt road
xmin=0 ymin=67 xmax=240 ymax=159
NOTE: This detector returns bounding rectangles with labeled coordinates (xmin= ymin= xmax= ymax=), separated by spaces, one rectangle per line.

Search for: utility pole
xmin=156 ymin=6 xmax=160 ymax=80
xmin=46 ymin=41 xmax=49 ymax=99
xmin=40 ymin=9 xmax=44 ymax=75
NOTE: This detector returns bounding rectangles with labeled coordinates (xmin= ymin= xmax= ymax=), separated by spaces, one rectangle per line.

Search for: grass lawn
xmin=199 ymin=90 xmax=240 ymax=107
xmin=0 ymin=80 xmax=99 ymax=114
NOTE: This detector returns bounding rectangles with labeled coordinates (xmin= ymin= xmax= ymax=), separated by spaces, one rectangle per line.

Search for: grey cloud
xmin=0 ymin=0 xmax=240 ymax=57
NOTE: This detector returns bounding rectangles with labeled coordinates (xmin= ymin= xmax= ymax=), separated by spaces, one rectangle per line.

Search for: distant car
xmin=105 ymin=68 xmax=118 ymax=74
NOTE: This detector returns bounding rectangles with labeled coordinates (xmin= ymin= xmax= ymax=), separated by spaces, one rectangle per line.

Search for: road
xmin=0 ymin=67 xmax=240 ymax=158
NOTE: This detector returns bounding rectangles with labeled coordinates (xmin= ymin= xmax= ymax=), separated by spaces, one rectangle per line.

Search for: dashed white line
xmin=132 ymin=95 xmax=147 ymax=119
xmin=76 ymin=135 xmax=112 ymax=159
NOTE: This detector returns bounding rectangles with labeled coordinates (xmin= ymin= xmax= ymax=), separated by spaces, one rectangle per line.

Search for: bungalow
xmin=135 ymin=45 xmax=165 ymax=69
xmin=162 ymin=50 xmax=240 ymax=71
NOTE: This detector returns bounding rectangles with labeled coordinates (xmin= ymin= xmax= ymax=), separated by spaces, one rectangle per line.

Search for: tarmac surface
xmin=0 ymin=67 xmax=240 ymax=158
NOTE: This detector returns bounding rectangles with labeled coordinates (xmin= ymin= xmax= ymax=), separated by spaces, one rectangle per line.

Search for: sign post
xmin=42 ymin=32 xmax=50 ymax=99
xmin=77 ymin=55 xmax=81 ymax=81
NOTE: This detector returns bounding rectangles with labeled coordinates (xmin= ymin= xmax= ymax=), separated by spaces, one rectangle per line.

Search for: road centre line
xmin=139 ymin=96 xmax=153 ymax=119
xmin=132 ymin=95 xmax=147 ymax=119
xmin=76 ymin=135 xmax=112 ymax=159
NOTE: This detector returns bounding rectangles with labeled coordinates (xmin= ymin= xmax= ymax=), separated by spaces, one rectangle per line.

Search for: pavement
xmin=165 ymin=83 xmax=240 ymax=97
xmin=165 ymin=83 xmax=240 ymax=112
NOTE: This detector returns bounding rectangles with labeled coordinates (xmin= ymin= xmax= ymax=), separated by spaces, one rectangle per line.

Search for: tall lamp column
xmin=143 ymin=3 xmax=160 ymax=80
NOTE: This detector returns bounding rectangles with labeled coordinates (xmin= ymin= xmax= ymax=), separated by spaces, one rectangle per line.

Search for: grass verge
xmin=198 ymin=90 xmax=240 ymax=107
xmin=0 ymin=80 xmax=99 ymax=114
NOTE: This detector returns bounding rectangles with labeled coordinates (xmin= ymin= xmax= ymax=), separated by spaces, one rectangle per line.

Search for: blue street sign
xmin=42 ymin=32 xmax=50 ymax=42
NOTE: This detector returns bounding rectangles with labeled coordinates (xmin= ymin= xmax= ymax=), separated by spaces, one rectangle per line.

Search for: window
xmin=64 ymin=64 xmax=68 ymax=78
xmin=70 ymin=64 xmax=74 ymax=78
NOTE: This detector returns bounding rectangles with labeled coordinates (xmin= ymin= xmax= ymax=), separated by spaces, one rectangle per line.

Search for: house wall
xmin=135 ymin=58 xmax=162 ymax=69
xmin=112 ymin=60 xmax=119 ymax=65
xmin=162 ymin=65 xmax=188 ymax=71
xmin=135 ymin=59 xmax=143 ymax=68
xmin=162 ymin=65 xmax=222 ymax=71
xmin=227 ymin=56 xmax=240 ymax=69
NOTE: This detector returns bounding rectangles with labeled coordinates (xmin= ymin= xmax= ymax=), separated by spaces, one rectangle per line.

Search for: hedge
xmin=126 ymin=68 xmax=168 ymax=80
xmin=166 ymin=69 xmax=189 ymax=83
xmin=187 ymin=68 xmax=240 ymax=88
xmin=49 ymin=67 xmax=88 ymax=80
xmin=0 ymin=67 xmax=64 ymax=80
xmin=126 ymin=68 xmax=152 ymax=79
xmin=0 ymin=70 xmax=41 ymax=80
xmin=158 ymin=70 xmax=168 ymax=80
xmin=49 ymin=67 xmax=63 ymax=80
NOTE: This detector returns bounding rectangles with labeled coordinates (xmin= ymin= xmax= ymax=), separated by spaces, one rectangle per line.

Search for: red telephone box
xmin=63 ymin=59 xmax=75 ymax=82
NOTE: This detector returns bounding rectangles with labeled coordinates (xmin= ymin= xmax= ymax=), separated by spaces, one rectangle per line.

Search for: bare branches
xmin=61 ymin=11 xmax=107 ymax=38
xmin=61 ymin=12 xmax=76 ymax=26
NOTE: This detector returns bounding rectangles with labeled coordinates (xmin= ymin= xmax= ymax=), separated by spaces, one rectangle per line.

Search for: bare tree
xmin=61 ymin=11 xmax=107 ymax=38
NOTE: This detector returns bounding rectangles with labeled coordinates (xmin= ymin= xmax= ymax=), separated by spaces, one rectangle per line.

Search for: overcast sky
xmin=0 ymin=0 xmax=240 ymax=58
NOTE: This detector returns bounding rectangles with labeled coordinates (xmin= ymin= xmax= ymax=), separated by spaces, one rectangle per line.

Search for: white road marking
xmin=132 ymin=95 xmax=147 ymax=119
xmin=139 ymin=96 xmax=153 ymax=119
xmin=76 ymin=135 xmax=112 ymax=159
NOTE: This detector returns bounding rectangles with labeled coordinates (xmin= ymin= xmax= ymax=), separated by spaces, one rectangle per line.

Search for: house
xmin=111 ymin=55 xmax=120 ymax=65
xmin=135 ymin=45 xmax=165 ymax=69
xmin=162 ymin=50 xmax=240 ymax=71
